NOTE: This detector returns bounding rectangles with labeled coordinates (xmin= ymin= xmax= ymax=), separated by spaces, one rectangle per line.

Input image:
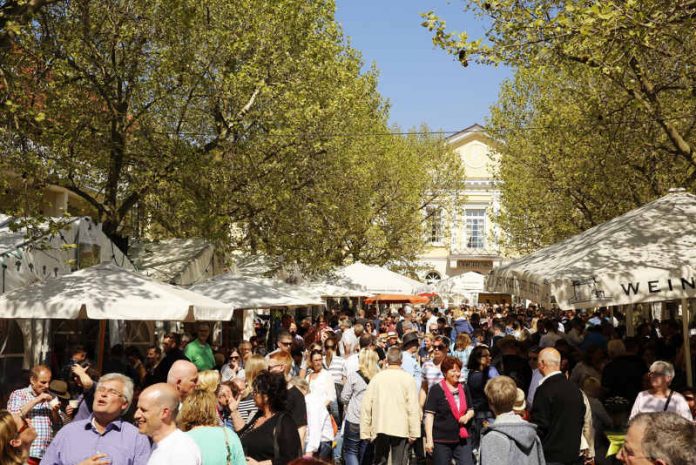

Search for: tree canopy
xmin=423 ymin=1 xmax=696 ymax=252
xmin=1 ymin=0 xmax=464 ymax=271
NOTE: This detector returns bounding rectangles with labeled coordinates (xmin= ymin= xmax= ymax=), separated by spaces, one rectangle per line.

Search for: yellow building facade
xmin=416 ymin=124 xmax=503 ymax=283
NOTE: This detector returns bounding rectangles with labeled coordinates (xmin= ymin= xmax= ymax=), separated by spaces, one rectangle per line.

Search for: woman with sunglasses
xmin=221 ymin=348 xmax=245 ymax=382
xmin=629 ymin=361 xmax=693 ymax=421
xmin=466 ymin=345 xmax=499 ymax=450
xmin=0 ymin=409 xmax=37 ymax=465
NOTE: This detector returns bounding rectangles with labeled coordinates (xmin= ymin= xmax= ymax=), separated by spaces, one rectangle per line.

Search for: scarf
xmin=440 ymin=378 xmax=469 ymax=438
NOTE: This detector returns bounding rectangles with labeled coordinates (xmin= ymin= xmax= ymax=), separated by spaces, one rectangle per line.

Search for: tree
xmin=486 ymin=65 xmax=692 ymax=252
xmin=2 ymin=0 xmax=465 ymax=270
xmin=423 ymin=1 xmax=696 ymax=250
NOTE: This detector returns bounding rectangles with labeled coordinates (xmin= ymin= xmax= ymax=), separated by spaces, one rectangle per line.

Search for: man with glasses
xmin=617 ymin=411 xmax=695 ymax=465
xmin=266 ymin=329 xmax=294 ymax=360
xmin=41 ymin=373 xmax=151 ymax=465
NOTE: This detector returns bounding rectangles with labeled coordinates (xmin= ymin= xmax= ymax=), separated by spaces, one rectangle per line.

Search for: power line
xmin=145 ymin=113 xmax=696 ymax=139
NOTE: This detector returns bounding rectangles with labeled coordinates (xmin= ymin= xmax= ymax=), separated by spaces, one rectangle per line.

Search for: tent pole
xmin=682 ymin=298 xmax=693 ymax=388
xmin=625 ymin=305 xmax=635 ymax=337
xmin=96 ymin=320 xmax=107 ymax=375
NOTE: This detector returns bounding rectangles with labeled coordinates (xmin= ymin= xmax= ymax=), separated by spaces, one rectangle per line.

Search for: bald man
xmin=166 ymin=360 xmax=198 ymax=400
xmin=530 ymin=348 xmax=585 ymax=465
xmin=134 ymin=383 xmax=201 ymax=465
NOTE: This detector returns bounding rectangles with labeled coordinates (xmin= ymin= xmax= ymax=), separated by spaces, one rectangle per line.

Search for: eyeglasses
xmin=648 ymin=371 xmax=666 ymax=377
xmin=230 ymin=356 xmax=240 ymax=360
xmin=96 ymin=386 xmax=125 ymax=398
xmin=617 ymin=444 xmax=653 ymax=461
xmin=433 ymin=345 xmax=445 ymax=351
xmin=278 ymin=341 xmax=292 ymax=347
xmin=325 ymin=345 xmax=335 ymax=349
xmin=16 ymin=418 xmax=30 ymax=436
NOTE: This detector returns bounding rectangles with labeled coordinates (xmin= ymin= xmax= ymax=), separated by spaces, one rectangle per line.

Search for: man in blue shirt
xmin=41 ymin=373 xmax=151 ymax=465
xmin=400 ymin=332 xmax=422 ymax=392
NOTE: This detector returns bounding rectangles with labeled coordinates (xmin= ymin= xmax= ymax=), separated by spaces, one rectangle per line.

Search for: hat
xmin=49 ymin=380 xmax=70 ymax=400
xmin=387 ymin=331 xmax=398 ymax=339
xmin=404 ymin=305 xmax=414 ymax=315
xmin=402 ymin=332 xmax=419 ymax=348
xmin=513 ymin=388 xmax=526 ymax=412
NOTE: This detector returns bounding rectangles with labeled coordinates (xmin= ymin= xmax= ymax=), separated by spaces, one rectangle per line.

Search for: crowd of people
xmin=1 ymin=303 xmax=695 ymax=465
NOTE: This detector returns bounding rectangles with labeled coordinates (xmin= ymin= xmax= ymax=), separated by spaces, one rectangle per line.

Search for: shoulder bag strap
xmin=663 ymin=390 xmax=674 ymax=411
xmin=273 ymin=412 xmax=284 ymax=461
xmin=222 ymin=427 xmax=232 ymax=465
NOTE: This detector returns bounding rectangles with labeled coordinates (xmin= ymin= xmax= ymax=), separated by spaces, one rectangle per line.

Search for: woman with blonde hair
xmin=230 ymin=354 xmax=267 ymax=429
xmin=179 ymin=388 xmax=246 ymax=465
xmin=450 ymin=333 xmax=474 ymax=381
xmin=198 ymin=369 xmax=221 ymax=394
xmin=1 ymin=409 xmax=37 ymax=465
xmin=341 ymin=349 xmax=379 ymax=465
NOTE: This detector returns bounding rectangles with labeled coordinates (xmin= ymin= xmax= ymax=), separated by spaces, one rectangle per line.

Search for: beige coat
xmin=360 ymin=367 xmax=421 ymax=440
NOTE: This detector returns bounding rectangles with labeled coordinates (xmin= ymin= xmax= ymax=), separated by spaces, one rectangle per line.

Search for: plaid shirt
xmin=7 ymin=386 xmax=66 ymax=458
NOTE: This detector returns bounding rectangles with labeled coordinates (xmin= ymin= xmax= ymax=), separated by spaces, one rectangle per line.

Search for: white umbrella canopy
xmin=486 ymin=190 xmax=696 ymax=309
xmin=190 ymin=273 xmax=323 ymax=309
xmin=0 ymin=263 xmax=234 ymax=321
xmin=333 ymin=262 xmax=424 ymax=295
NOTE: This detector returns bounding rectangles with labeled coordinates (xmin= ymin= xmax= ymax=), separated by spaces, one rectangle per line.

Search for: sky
xmin=334 ymin=0 xmax=512 ymax=133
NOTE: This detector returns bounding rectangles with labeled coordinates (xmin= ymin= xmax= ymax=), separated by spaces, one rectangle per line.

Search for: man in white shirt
xmin=135 ymin=383 xmax=201 ymax=465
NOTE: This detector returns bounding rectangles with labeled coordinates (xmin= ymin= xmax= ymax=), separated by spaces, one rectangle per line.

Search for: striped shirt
xmin=421 ymin=360 xmax=444 ymax=391
xmin=324 ymin=354 xmax=346 ymax=384
xmin=237 ymin=393 xmax=258 ymax=424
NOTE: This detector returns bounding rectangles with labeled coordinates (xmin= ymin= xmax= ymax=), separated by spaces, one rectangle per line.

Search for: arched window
xmin=425 ymin=271 xmax=441 ymax=285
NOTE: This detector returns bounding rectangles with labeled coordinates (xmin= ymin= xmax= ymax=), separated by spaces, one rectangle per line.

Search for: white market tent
xmin=0 ymin=263 xmax=234 ymax=321
xmin=129 ymin=238 xmax=223 ymax=286
xmin=190 ymin=273 xmax=324 ymax=310
xmin=435 ymin=271 xmax=486 ymax=305
xmin=486 ymin=189 xmax=695 ymax=385
xmin=0 ymin=215 xmax=134 ymax=368
xmin=333 ymin=262 xmax=424 ymax=295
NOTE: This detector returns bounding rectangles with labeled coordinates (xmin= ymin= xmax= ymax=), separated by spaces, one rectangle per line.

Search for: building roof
xmin=446 ymin=124 xmax=487 ymax=145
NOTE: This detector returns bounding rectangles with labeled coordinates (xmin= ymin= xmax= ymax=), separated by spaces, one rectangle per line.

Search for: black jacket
xmin=530 ymin=373 xmax=585 ymax=465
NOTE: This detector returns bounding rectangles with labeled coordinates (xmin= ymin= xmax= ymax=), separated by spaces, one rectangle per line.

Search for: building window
xmin=425 ymin=271 xmax=441 ymax=284
xmin=426 ymin=207 xmax=443 ymax=244
xmin=466 ymin=209 xmax=486 ymax=249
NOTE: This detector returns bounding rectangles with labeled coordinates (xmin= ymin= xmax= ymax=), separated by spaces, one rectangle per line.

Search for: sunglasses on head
xmin=16 ymin=418 xmax=30 ymax=436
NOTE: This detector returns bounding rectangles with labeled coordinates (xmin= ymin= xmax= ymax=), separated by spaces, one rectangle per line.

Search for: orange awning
xmin=364 ymin=294 xmax=430 ymax=304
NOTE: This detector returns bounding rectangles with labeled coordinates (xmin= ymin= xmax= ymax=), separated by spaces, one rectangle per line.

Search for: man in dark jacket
xmin=530 ymin=348 xmax=585 ymax=465
xmin=154 ymin=333 xmax=188 ymax=384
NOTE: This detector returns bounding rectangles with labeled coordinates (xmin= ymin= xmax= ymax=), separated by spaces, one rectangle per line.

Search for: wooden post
xmin=96 ymin=320 xmax=107 ymax=375
xmin=625 ymin=305 xmax=635 ymax=337
xmin=682 ymin=298 xmax=693 ymax=388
